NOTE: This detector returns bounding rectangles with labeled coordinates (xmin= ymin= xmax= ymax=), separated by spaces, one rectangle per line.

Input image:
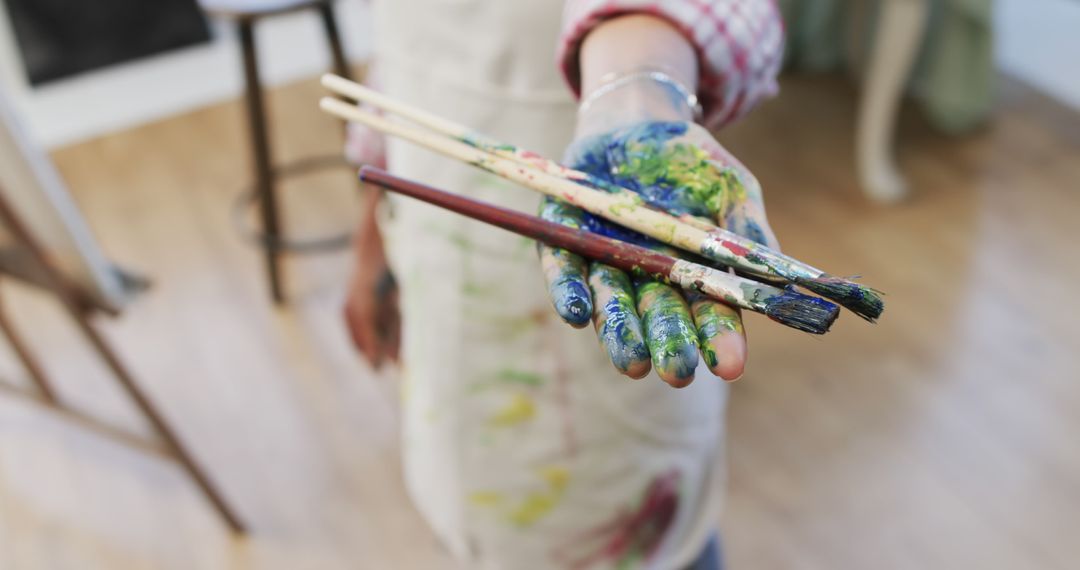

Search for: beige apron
xmin=373 ymin=2 xmax=728 ymax=568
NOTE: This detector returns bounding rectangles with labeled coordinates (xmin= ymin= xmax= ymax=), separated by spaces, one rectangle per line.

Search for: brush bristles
xmin=762 ymin=289 xmax=841 ymax=335
xmin=799 ymin=276 xmax=884 ymax=323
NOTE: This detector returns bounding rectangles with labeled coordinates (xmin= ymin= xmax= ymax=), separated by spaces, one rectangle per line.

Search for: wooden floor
xmin=0 ymin=73 xmax=1077 ymax=569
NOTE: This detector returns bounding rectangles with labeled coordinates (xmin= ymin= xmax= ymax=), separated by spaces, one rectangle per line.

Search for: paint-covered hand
xmin=539 ymin=121 xmax=779 ymax=386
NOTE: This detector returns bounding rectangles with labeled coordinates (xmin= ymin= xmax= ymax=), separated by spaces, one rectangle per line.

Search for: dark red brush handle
xmin=359 ymin=167 xmax=676 ymax=277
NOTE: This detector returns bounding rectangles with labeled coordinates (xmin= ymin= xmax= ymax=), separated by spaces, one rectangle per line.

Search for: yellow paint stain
xmin=538 ymin=465 xmax=570 ymax=493
xmin=658 ymin=221 xmax=677 ymax=242
xmin=508 ymin=465 xmax=572 ymax=527
xmin=468 ymin=491 xmax=504 ymax=508
xmin=472 ymin=465 xmax=572 ymax=528
xmin=508 ymin=492 xmax=558 ymax=527
xmin=489 ymin=393 xmax=535 ymax=427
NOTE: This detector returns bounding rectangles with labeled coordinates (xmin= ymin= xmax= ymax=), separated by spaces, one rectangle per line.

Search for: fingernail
xmin=708 ymin=332 xmax=746 ymax=381
xmin=553 ymin=280 xmax=592 ymax=327
xmin=655 ymin=342 xmax=699 ymax=387
xmin=561 ymin=296 xmax=592 ymax=326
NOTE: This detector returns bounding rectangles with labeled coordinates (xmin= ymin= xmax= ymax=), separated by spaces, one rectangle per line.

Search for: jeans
xmin=682 ymin=534 xmax=723 ymax=570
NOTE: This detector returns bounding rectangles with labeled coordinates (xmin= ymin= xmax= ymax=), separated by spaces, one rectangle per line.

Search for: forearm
xmin=575 ymin=15 xmax=700 ymax=136
xmin=560 ymin=0 xmax=784 ymax=129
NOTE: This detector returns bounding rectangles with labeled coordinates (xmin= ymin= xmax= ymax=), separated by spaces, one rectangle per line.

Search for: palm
xmin=539 ymin=120 xmax=778 ymax=386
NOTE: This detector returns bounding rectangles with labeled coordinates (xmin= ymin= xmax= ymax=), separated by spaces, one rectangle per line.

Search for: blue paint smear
xmin=549 ymin=274 xmax=592 ymax=327
xmin=601 ymin=122 xmax=717 ymax=219
xmin=761 ymin=287 xmax=840 ymax=334
xmin=567 ymin=121 xmax=723 ymax=222
xmin=578 ymin=212 xmax=660 ymax=249
xmin=564 ymin=122 xmax=696 ymax=250
xmin=644 ymin=310 xmax=699 ymax=380
xmin=598 ymin=296 xmax=649 ymax=372
xmin=738 ymin=218 xmax=771 ymax=247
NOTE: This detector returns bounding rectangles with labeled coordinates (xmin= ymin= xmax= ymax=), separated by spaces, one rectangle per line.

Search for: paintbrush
xmin=320 ymin=97 xmax=871 ymax=328
xmin=359 ymin=166 xmax=840 ymax=335
xmin=321 ymin=74 xmax=883 ymax=322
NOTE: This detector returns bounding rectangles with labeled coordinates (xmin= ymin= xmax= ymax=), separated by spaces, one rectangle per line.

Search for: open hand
xmin=540 ymin=120 xmax=778 ymax=386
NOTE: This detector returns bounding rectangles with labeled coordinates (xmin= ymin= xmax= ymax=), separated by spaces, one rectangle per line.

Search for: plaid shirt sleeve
xmin=558 ymin=0 xmax=785 ymax=128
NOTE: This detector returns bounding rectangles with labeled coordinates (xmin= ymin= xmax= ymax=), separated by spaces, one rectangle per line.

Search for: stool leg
xmin=318 ymin=2 xmax=352 ymax=80
xmin=318 ymin=0 xmax=364 ymax=202
xmin=238 ymin=19 xmax=286 ymax=304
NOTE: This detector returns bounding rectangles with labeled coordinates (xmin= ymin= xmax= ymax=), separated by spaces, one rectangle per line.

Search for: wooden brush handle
xmin=359 ymin=167 xmax=676 ymax=278
xmin=359 ymin=167 xmax=841 ymax=334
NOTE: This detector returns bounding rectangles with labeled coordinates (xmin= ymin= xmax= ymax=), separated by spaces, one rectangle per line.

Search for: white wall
xmin=2 ymin=0 xmax=1077 ymax=149
xmin=996 ymin=0 xmax=1080 ymax=110
xmin=0 ymin=0 xmax=372 ymax=149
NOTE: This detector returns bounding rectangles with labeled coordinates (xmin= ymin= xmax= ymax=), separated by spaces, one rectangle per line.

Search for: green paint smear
xmin=616 ymin=139 xmax=749 ymax=221
xmin=495 ymin=369 xmax=544 ymax=387
xmin=617 ymin=553 xmax=643 ymax=570
xmin=468 ymin=368 xmax=545 ymax=394
xmin=607 ymin=194 xmax=645 ymax=218
xmin=446 ymin=230 xmax=472 ymax=252
xmin=602 ymin=281 xmax=637 ymax=334
xmin=462 ymin=280 xmax=497 ymax=298
xmin=539 ymin=198 xmax=584 ymax=229
xmin=692 ymin=301 xmax=742 ymax=368
xmin=637 ymin=281 xmax=698 ymax=378
xmin=593 ymin=264 xmax=645 ymax=358
xmin=738 ymin=281 xmax=773 ymax=306
xmin=465 ymin=314 xmax=542 ymax=344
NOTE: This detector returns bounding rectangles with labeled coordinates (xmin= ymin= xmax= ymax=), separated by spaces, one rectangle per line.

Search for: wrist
xmin=579 ymin=15 xmax=698 ymax=95
xmin=576 ymin=73 xmax=696 ymax=137
xmin=575 ymin=14 xmax=700 ymax=138
xmin=355 ymin=196 xmax=383 ymax=249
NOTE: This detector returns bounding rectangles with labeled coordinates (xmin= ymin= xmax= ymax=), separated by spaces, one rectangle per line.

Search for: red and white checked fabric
xmin=346 ymin=1 xmax=784 ymax=166
xmin=559 ymin=0 xmax=785 ymax=128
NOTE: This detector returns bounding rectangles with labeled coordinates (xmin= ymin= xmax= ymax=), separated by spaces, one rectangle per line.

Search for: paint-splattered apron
xmin=374 ymin=2 xmax=728 ymax=568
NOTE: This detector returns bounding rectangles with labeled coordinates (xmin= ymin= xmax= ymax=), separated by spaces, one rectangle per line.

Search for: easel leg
xmin=0 ymin=294 xmax=59 ymax=404
xmin=66 ymin=310 xmax=246 ymax=533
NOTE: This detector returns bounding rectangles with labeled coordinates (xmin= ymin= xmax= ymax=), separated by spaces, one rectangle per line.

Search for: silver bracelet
xmin=578 ymin=67 xmax=703 ymax=122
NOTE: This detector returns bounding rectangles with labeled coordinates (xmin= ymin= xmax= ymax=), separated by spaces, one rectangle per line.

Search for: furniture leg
xmin=65 ymin=307 xmax=247 ymax=533
xmin=0 ymin=290 xmax=59 ymax=404
xmin=0 ymin=188 xmax=246 ymax=533
xmin=318 ymin=2 xmax=352 ymax=80
xmin=238 ymin=18 xmax=286 ymax=303
xmin=856 ymin=0 xmax=929 ymax=203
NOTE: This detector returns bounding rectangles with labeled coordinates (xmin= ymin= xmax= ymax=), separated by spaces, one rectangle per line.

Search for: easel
xmin=0 ymin=186 xmax=246 ymax=534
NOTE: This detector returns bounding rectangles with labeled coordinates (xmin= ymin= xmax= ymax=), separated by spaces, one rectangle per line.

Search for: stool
xmin=202 ymin=0 xmax=356 ymax=303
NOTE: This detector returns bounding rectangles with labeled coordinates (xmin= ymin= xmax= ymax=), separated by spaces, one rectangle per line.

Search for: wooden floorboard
xmin=0 ymin=72 xmax=1077 ymax=569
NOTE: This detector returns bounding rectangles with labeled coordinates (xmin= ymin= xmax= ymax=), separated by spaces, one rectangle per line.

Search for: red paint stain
xmin=721 ymin=239 xmax=751 ymax=257
xmin=551 ymin=469 xmax=681 ymax=569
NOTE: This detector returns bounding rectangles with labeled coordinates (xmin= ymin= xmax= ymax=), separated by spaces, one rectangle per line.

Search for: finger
xmin=539 ymin=198 xmax=592 ymax=327
xmin=636 ymin=280 xmax=699 ymax=387
xmin=381 ymin=290 xmax=402 ymax=364
xmin=588 ymin=263 xmax=651 ymax=379
xmin=344 ymin=301 xmax=380 ymax=368
xmin=540 ymin=246 xmax=591 ymax=327
xmin=687 ymin=292 xmax=747 ymax=381
xmin=369 ymin=314 xmax=385 ymax=369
